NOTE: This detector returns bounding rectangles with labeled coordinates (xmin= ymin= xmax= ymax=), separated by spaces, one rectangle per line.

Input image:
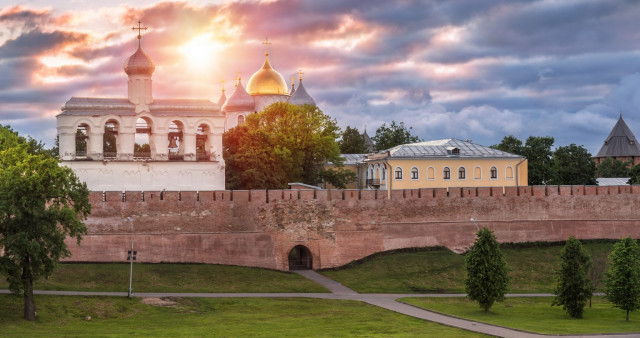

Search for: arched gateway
xmin=288 ymin=245 xmax=312 ymax=270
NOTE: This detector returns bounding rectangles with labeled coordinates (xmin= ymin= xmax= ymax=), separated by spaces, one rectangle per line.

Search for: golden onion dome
xmin=246 ymin=55 xmax=288 ymax=95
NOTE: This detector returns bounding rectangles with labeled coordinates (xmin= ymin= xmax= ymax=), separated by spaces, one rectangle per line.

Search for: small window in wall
xmin=490 ymin=166 xmax=498 ymax=179
xmin=411 ymin=167 xmax=419 ymax=180
xmin=427 ymin=166 xmax=435 ymax=180
xmin=506 ymin=166 xmax=514 ymax=179
xmin=395 ymin=167 xmax=403 ymax=180
xmin=443 ymin=167 xmax=451 ymax=180
xmin=382 ymin=169 xmax=386 ymax=180
xmin=458 ymin=167 xmax=466 ymax=180
xmin=474 ymin=166 xmax=481 ymax=180
xmin=238 ymin=115 xmax=245 ymax=125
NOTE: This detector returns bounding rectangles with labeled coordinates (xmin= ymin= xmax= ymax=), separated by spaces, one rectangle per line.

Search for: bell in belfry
xmin=168 ymin=136 xmax=178 ymax=148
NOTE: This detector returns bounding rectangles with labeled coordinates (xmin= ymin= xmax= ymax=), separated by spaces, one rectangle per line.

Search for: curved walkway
xmin=0 ymin=271 xmax=635 ymax=338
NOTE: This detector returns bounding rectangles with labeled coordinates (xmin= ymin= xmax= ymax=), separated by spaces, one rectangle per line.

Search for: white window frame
xmin=410 ymin=167 xmax=419 ymax=180
xmin=394 ymin=167 xmax=403 ymax=180
xmin=458 ymin=166 xmax=466 ymax=180
xmin=490 ymin=166 xmax=498 ymax=180
xmin=426 ymin=166 xmax=436 ymax=180
xmin=505 ymin=165 xmax=514 ymax=179
xmin=443 ymin=167 xmax=451 ymax=180
xmin=473 ymin=166 xmax=482 ymax=180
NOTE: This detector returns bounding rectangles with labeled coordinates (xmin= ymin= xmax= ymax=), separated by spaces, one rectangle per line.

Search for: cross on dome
xmin=298 ymin=69 xmax=304 ymax=81
xmin=262 ymin=37 xmax=272 ymax=56
xmin=132 ymin=20 xmax=148 ymax=40
xmin=235 ymin=71 xmax=243 ymax=87
xmin=220 ymin=77 xmax=225 ymax=93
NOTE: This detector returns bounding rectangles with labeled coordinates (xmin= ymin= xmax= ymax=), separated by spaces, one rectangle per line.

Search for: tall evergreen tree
xmin=552 ymin=237 xmax=592 ymax=318
xmin=606 ymin=237 xmax=640 ymax=321
xmin=464 ymin=227 xmax=509 ymax=312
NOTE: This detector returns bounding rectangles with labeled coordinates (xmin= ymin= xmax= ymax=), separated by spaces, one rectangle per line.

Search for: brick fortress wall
xmin=65 ymin=185 xmax=640 ymax=271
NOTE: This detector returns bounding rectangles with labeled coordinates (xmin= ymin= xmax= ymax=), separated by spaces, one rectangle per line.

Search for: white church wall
xmin=63 ymin=161 xmax=225 ymax=191
xmin=254 ymin=94 xmax=289 ymax=112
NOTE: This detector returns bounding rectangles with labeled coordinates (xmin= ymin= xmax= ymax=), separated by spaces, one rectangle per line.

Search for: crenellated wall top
xmin=89 ymin=185 xmax=640 ymax=204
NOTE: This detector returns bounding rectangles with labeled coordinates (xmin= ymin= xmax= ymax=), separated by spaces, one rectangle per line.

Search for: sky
xmin=1 ymin=0 xmax=640 ymax=154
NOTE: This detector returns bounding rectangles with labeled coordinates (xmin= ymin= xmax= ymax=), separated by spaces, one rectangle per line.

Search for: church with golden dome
xmin=56 ymin=24 xmax=315 ymax=192
xmin=220 ymin=39 xmax=316 ymax=130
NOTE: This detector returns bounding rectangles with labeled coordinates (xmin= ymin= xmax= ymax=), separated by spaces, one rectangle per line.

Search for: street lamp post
xmin=470 ymin=218 xmax=479 ymax=231
xmin=126 ymin=217 xmax=135 ymax=298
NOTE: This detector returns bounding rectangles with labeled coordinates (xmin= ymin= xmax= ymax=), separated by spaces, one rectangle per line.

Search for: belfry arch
xmin=288 ymin=245 xmax=313 ymax=270
xmin=103 ymin=120 xmax=119 ymax=159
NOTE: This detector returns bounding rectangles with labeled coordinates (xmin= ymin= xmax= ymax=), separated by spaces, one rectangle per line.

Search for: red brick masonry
xmin=65 ymin=185 xmax=640 ymax=270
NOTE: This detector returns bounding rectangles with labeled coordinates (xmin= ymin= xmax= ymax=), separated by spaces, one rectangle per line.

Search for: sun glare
xmin=178 ymin=33 xmax=228 ymax=74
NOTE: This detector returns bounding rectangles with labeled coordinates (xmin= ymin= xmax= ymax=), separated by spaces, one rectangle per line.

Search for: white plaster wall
xmin=253 ymin=95 xmax=289 ymax=112
xmin=63 ymin=161 xmax=225 ymax=191
xmin=224 ymin=111 xmax=253 ymax=130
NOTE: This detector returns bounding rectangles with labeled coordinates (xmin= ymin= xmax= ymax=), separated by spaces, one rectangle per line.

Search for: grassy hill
xmin=0 ymin=241 xmax=615 ymax=294
xmin=320 ymin=241 xmax=614 ymax=293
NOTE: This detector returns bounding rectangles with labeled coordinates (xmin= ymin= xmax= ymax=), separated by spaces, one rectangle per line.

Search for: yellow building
xmin=359 ymin=139 xmax=528 ymax=196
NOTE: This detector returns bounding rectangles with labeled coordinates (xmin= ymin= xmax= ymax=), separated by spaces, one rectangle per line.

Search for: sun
xmin=178 ymin=33 xmax=227 ymax=74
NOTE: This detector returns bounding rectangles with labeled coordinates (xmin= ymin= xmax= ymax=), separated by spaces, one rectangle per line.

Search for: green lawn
xmin=0 ymin=295 xmax=486 ymax=337
xmin=0 ymin=263 xmax=327 ymax=293
xmin=320 ymin=242 xmax=614 ymax=293
xmin=401 ymin=296 xmax=640 ymax=335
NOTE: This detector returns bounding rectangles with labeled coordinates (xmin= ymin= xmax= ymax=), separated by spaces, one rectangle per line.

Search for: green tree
xmin=552 ymin=237 xmax=592 ymax=318
xmin=549 ymin=144 xmax=596 ymax=185
xmin=134 ymin=143 xmax=150 ymax=157
xmin=464 ymin=227 xmax=509 ymax=312
xmin=76 ymin=129 xmax=87 ymax=155
xmin=627 ymin=164 xmax=640 ymax=184
xmin=522 ymin=136 xmax=555 ymax=185
xmin=0 ymin=125 xmax=91 ymax=321
xmin=339 ymin=126 xmax=369 ymax=154
xmin=491 ymin=135 xmax=523 ymax=155
xmin=372 ymin=121 xmax=420 ymax=151
xmin=51 ymin=136 xmax=60 ymax=159
xmin=596 ymin=158 xmax=631 ymax=178
xmin=223 ymin=102 xmax=354 ymax=189
xmin=605 ymin=237 xmax=640 ymax=321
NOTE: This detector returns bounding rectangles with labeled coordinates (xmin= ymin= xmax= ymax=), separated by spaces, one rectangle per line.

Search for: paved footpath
xmin=1 ymin=271 xmax=637 ymax=338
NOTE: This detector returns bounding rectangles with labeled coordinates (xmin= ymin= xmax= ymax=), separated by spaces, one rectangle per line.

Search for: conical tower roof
xmin=363 ymin=130 xmax=374 ymax=152
xmin=289 ymin=78 xmax=296 ymax=95
xmin=288 ymin=79 xmax=315 ymax=106
xmin=595 ymin=115 xmax=640 ymax=157
xmin=221 ymin=79 xmax=255 ymax=112
xmin=216 ymin=88 xmax=226 ymax=107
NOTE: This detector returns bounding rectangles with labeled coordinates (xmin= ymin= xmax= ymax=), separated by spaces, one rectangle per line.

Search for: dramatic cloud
xmin=0 ymin=0 xmax=640 ymax=156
